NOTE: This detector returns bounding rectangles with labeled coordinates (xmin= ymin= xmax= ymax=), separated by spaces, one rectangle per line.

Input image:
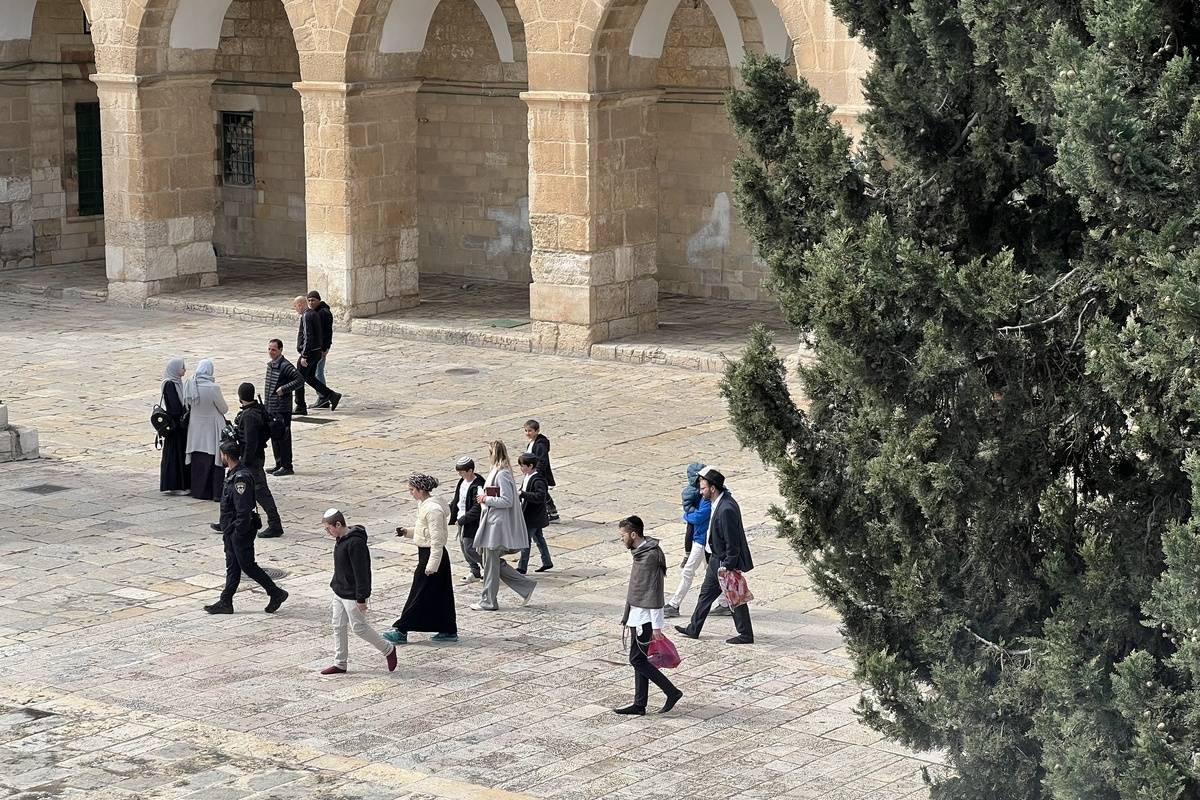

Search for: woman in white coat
xmin=470 ymin=440 xmax=536 ymax=611
xmin=386 ymin=473 xmax=458 ymax=643
xmin=183 ymin=358 xmax=229 ymax=501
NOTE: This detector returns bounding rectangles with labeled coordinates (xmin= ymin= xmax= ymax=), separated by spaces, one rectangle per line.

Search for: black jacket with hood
xmin=331 ymin=525 xmax=373 ymax=603
xmin=316 ymin=301 xmax=334 ymax=352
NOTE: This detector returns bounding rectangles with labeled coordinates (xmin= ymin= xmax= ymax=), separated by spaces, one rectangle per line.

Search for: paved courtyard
xmin=0 ymin=294 xmax=939 ymax=799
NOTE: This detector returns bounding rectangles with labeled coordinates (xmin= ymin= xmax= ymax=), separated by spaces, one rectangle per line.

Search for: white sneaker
xmin=461 ymin=574 xmax=481 ymax=583
xmin=469 ymin=603 xmax=497 ymax=611
xmin=519 ymin=589 xmax=534 ymax=607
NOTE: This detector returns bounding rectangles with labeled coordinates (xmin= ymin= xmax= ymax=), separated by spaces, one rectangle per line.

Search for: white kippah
xmin=322 ymin=507 xmax=341 ymax=520
xmin=455 ymin=455 xmax=474 ymax=468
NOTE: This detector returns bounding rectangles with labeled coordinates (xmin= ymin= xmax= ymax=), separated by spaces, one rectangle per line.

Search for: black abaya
xmin=158 ymin=382 xmax=190 ymax=492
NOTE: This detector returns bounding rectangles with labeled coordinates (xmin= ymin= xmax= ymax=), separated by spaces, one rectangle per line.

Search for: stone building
xmin=0 ymin=0 xmax=866 ymax=353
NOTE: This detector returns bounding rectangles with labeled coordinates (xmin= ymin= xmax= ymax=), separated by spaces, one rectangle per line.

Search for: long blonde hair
xmin=488 ymin=439 xmax=512 ymax=472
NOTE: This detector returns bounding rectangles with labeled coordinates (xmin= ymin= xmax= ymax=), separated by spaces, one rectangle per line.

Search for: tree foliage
xmin=723 ymin=1 xmax=1200 ymax=797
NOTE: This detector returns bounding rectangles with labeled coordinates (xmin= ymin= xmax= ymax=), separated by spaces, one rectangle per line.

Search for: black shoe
xmin=613 ymin=704 xmax=646 ymax=716
xmin=209 ymin=523 xmax=222 ymax=533
xmin=710 ymin=604 xmax=733 ymax=617
xmin=272 ymin=467 xmax=294 ymax=477
xmin=534 ymin=564 xmax=553 ymax=573
xmin=293 ymin=406 xmax=307 ymax=416
xmin=259 ymin=526 xmax=284 ymax=538
xmin=314 ymin=397 xmax=331 ymax=409
xmin=329 ymin=392 xmax=343 ymax=411
xmin=726 ymin=635 xmax=754 ymax=645
xmin=204 ymin=601 xmax=233 ymax=614
xmin=516 ymin=567 xmax=528 ymax=574
xmin=265 ymin=589 xmax=289 ymax=614
xmin=268 ymin=464 xmax=281 ymax=473
xmin=659 ymin=689 xmax=683 ymax=714
xmin=674 ymin=625 xmax=698 ymax=640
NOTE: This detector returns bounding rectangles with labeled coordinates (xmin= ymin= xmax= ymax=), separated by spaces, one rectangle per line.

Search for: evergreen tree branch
xmin=964 ymin=626 xmax=1033 ymax=659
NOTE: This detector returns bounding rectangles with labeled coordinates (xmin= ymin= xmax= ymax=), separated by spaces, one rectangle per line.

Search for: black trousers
xmin=629 ymin=622 xmax=677 ymax=708
xmin=683 ymin=557 xmax=754 ymax=640
xmin=245 ymin=460 xmax=282 ymax=528
xmin=269 ymin=412 xmax=292 ymax=470
xmin=295 ymin=352 xmax=333 ymax=409
xmin=219 ymin=532 xmax=280 ymax=604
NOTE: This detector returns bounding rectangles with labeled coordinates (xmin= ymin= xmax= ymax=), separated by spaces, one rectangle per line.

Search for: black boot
xmin=613 ymin=704 xmax=645 ymax=716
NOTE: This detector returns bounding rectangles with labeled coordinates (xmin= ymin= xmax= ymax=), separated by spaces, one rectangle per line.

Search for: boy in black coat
xmin=448 ymin=456 xmax=486 ymax=580
xmin=523 ymin=419 xmax=559 ymax=521
xmin=322 ymin=508 xmax=397 ymax=675
xmin=516 ymin=453 xmax=554 ymax=573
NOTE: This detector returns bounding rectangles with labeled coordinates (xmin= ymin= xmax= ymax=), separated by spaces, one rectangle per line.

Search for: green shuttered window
xmin=75 ymin=102 xmax=103 ymax=217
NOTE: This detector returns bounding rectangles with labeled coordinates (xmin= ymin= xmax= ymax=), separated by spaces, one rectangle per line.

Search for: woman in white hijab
xmin=470 ymin=440 xmax=536 ymax=611
xmin=183 ymin=358 xmax=229 ymax=501
xmin=158 ymin=358 xmax=190 ymax=493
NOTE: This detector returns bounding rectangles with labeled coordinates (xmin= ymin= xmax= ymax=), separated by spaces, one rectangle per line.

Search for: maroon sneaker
xmin=386 ymin=647 xmax=397 ymax=672
xmin=320 ymin=665 xmax=346 ymax=675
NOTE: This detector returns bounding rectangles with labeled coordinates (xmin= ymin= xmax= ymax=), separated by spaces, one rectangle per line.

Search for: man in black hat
xmin=204 ymin=440 xmax=289 ymax=615
xmin=674 ymin=466 xmax=755 ymax=644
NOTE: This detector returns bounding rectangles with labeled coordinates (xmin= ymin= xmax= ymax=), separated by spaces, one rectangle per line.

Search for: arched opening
xmin=0 ymin=0 xmax=105 ymax=288
xmin=210 ymin=0 xmax=307 ymax=274
xmin=414 ymin=0 xmax=530 ymax=290
xmin=596 ymin=0 xmax=794 ymax=303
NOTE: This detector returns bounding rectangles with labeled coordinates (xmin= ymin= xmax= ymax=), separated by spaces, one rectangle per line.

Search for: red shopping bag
xmin=718 ymin=569 xmax=755 ymax=607
xmin=647 ymin=634 xmax=681 ymax=669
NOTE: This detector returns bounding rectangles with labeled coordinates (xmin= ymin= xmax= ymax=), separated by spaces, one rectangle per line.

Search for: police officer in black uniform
xmin=209 ymin=382 xmax=286 ymax=538
xmin=204 ymin=440 xmax=289 ymax=614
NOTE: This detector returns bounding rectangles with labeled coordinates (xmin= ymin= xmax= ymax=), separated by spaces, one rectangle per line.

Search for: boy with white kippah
xmin=321 ymin=508 xmax=398 ymax=675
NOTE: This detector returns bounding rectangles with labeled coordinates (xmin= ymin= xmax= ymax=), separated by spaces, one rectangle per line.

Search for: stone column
xmin=91 ymin=73 xmax=218 ymax=304
xmin=522 ymin=89 xmax=660 ymax=355
xmin=0 ymin=43 xmax=33 ymax=270
xmin=295 ymin=80 xmax=420 ymax=318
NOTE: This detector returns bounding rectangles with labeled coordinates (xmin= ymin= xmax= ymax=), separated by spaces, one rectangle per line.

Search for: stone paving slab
xmin=0 ymin=293 xmax=939 ymax=799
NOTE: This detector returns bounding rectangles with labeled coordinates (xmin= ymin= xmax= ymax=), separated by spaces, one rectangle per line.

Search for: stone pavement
xmin=0 ymin=259 xmax=806 ymax=372
xmin=0 ymin=294 xmax=940 ymax=799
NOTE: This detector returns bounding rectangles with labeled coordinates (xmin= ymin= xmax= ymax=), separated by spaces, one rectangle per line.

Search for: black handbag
xmin=151 ymin=385 xmax=188 ymax=449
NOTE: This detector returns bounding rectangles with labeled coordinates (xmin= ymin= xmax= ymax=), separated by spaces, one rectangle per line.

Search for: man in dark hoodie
xmin=321 ymin=508 xmax=398 ymax=675
xmin=616 ymin=515 xmax=683 ymax=716
xmin=306 ymin=291 xmax=337 ymax=409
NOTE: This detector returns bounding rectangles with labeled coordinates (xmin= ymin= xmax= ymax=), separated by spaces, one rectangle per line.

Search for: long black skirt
xmin=159 ymin=428 xmax=190 ymax=492
xmin=188 ymin=451 xmax=225 ymax=501
xmin=393 ymin=547 xmax=457 ymax=635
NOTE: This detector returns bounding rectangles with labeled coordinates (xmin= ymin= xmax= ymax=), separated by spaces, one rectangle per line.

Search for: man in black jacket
xmin=307 ymin=291 xmax=336 ymax=409
xmin=523 ymin=420 xmax=559 ymax=522
xmin=448 ymin=456 xmax=485 ymax=581
xmin=320 ymin=508 xmax=397 ymax=674
xmin=204 ymin=441 xmax=288 ymax=615
xmin=674 ymin=467 xmax=755 ymax=644
xmin=292 ymin=295 xmax=341 ymax=414
xmin=516 ymin=453 xmax=554 ymax=573
xmin=265 ymin=338 xmax=303 ymax=476
xmin=232 ymin=382 xmax=285 ymax=538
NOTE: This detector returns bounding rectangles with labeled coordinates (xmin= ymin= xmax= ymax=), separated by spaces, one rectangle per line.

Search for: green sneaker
xmin=431 ymin=633 xmax=459 ymax=643
xmin=382 ymin=628 xmax=407 ymax=644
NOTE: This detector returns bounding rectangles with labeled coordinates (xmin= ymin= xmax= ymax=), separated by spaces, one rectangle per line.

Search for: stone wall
xmin=0 ymin=40 xmax=33 ymax=271
xmin=415 ymin=0 xmax=531 ymax=284
xmin=213 ymin=0 xmax=306 ymax=266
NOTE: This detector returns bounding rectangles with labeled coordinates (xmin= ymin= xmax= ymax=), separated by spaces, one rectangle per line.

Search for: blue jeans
xmin=518 ymin=527 xmax=552 ymax=572
xmin=315 ymin=353 xmax=327 ymax=387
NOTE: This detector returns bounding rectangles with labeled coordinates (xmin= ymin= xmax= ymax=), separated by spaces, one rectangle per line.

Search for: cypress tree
xmin=722 ymin=1 xmax=1200 ymax=796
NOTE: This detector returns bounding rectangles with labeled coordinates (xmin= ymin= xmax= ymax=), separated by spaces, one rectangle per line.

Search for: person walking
xmin=674 ymin=467 xmax=755 ymax=645
xmin=516 ymin=453 xmax=553 ymax=574
xmin=320 ymin=507 xmax=398 ymax=675
xmin=216 ymin=383 xmax=285 ymax=538
xmin=292 ymin=295 xmax=341 ymax=414
xmin=522 ymin=419 xmax=559 ymax=522
xmin=386 ymin=473 xmax=458 ymax=643
xmin=470 ymin=440 xmax=536 ymax=611
xmin=615 ymin=515 xmax=682 ymax=715
xmin=306 ymin=291 xmax=335 ymax=409
xmin=203 ymin=441 xmax=289 ymax=615
xmin=183 ymin=358 xmax=228 ymax=501
xmin=448 ymin=456 xmax=485 ymax=581
xmin=158 ymin=357 xmax=190 ymax=493
xmin=264 ymin=338 xmax=302 ymax=476
xmin=665 ymin=462 xmax=729 ymax=618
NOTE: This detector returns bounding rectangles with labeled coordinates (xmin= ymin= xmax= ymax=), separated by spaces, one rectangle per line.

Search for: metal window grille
xmin=75 ymin=103 xmax=103 ymax=217
xmin=221 ymin=112 xmax=255 ymax=187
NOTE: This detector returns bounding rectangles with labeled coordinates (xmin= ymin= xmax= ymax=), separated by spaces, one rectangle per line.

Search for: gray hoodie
xmin=622 ymin=537 xmax=667 ymax=624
